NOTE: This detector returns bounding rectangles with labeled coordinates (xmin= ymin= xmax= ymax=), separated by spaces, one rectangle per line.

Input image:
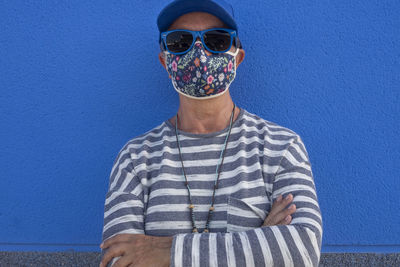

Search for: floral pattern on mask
xmin=165 ymin=41 xmax=237 ymax=98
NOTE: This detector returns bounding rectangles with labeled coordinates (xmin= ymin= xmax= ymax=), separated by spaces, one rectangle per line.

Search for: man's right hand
xmin=262 ymin=193 xmax=296 ymax=226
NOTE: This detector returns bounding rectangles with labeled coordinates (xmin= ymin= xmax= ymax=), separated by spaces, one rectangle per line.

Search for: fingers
xmin=275 ymin=202 xmax=296 ymax=225
xmin=99 ymin=243 xmax=126 ymax=267
xmin=274 ymin=193 xmax=293 ymax=209
xmin=273 ymin=214 xmax=293 ymax=226
xmin=101 ymin=234 xmax=143 ymax=249
xmin=277 ymin=214 xmax=292 ymax=225
xmin=113 ymin=255 xmax=133 ymax=267
xmin=263 ymin=193 xmax=296 ymax=226
xmin=273 ymin=194 xmax=294 ymax=213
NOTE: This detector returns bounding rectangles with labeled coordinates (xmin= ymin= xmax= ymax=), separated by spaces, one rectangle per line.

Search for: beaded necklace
xmin=174 ymin=103 xmax=236 ymax=233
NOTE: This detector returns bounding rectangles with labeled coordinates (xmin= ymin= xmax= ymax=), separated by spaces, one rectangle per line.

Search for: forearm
xmin=170 ymin=223 xmax=322 ymax=267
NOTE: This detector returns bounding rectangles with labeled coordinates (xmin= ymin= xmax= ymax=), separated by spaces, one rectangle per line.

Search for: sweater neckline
xmin=164 ymin=107 xmax=245 ymax=138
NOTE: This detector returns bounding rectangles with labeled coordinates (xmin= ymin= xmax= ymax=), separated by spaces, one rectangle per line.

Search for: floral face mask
xmin=164 ymin=40 xmax=240 ymax=100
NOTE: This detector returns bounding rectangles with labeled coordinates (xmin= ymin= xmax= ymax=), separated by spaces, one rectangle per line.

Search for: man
xmin=99 ymin=1 xmax=322 ymax=266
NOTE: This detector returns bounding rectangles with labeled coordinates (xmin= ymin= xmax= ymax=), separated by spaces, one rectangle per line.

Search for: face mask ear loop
xmin=228 ymin=46 xmax=240 ymax=87
xmin=225 ymin=46 xmax=240 ymax=75
xmin=226 ymin=46 xmax=240 ymax=57
xmin=163 ymin=49 xmax=171 ymax=58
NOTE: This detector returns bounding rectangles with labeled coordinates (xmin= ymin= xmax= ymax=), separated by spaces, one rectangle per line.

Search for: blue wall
xmin=1 ymin=0 xmax=399 ymax=253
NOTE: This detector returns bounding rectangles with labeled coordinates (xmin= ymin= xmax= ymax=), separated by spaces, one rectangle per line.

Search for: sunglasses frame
xmin=160 ymin=28 xmax=239 ymax=55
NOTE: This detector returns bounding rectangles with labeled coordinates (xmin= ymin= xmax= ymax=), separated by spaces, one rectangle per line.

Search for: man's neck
xmin=169 ymin=92 xmax=240 ymax=134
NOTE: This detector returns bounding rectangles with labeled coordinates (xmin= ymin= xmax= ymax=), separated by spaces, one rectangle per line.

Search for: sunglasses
xmin=160 ymin=28 xmax=241 ymax=55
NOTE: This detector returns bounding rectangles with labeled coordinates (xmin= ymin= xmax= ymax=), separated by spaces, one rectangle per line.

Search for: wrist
xmin=160 ymin=236 xmax=173 ymax=249
xmin=149 ymin=235 xmax=173 ymax=249
xmin=153 ymin=236 xmax=172 ymax=267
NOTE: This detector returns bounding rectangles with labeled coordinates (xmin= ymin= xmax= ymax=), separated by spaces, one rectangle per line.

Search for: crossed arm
xmin=100 ymin=135 xmax=323 ymax=267
xmin=99 ymin=192 xmax=297 ymax=267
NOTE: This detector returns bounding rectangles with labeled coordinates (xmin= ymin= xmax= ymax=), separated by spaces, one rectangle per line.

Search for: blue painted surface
xmin=0 ymin=0 xmax=399 ymax=253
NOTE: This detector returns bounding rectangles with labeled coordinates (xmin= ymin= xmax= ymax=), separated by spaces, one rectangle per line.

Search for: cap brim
xmin=157 ymin=1 xmax=238 ymax=33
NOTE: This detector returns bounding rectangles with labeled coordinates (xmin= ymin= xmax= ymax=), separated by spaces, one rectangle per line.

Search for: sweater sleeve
xmin=169 ymin=135 xmax=323 ymax=267
xmin=100 ymin=147 xmax=145 ymax=267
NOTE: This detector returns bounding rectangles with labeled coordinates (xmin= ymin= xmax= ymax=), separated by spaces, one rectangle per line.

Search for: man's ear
xmin=236 ymin=48 xmax=245 ymax=68
xmin=158 ymin=51 xmax=171 ymax=78
xmin=158 ymin=51 xmax=167 ymax=69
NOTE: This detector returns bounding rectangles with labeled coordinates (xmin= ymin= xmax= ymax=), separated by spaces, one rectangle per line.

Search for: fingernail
xmin=285 ymin=194 xmax=291 ymax=200
xmin=100 ymin=242 xmax=103 ymax=248
xmin=289 ymin=204 xmax=295 ymax=209
xmin=285 ymin=215 xmax=290 ymax=221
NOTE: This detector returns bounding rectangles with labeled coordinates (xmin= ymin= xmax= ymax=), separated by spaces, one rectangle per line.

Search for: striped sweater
xmin=101 ymin=107 xmax=323 ymax=267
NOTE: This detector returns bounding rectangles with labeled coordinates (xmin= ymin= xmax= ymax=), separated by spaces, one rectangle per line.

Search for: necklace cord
xmin=174 ymin=104 xmax=237 ymax=233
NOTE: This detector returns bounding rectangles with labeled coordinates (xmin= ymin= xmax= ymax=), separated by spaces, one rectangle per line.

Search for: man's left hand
xmin=99 ymin=233 xmax=173 ymax=267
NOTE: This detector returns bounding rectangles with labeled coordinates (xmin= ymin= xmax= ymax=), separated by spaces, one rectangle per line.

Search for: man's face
xmin=158 ymin=11 xmax=245 ymax=74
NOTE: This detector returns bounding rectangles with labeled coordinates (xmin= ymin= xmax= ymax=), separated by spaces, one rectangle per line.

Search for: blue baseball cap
xmin=157 ymin=0 xmax=238 ymax=34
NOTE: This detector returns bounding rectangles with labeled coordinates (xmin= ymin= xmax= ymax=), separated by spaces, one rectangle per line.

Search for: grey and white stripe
xmin=101 ymin=107 xmax=323 ymax=267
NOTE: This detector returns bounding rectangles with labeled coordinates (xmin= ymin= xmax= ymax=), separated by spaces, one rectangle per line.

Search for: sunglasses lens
xmin=166 ymin=31 xmax=194 ymax=53
xmin=203 ymin=30 xmax=232 ymax=52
